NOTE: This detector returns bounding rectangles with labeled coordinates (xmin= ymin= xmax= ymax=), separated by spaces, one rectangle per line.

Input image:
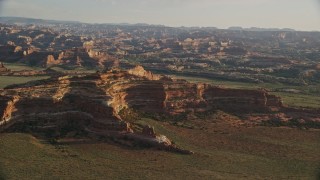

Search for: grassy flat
xmin=0 ymin=117 xmax=319 ymax=179
xmin=3 ymin=63 xmax=44 ymax=71
xmin=272 ymin=92 xmax=320 ymax=109
xmin=0 ymin=76 xmax=50 ymax=89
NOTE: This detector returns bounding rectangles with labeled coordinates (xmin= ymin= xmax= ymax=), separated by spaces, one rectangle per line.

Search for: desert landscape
xmin=0 ymin=64 xmax=319 ymax=179
xmin=0 ymin=2 xmax=320 ymax=178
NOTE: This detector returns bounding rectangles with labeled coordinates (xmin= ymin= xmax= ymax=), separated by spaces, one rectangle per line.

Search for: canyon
xmin=0 ymin=44 xmax=118 ymax=68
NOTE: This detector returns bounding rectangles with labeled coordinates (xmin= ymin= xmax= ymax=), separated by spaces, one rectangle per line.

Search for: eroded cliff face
xmin=128 ymin=65 xmax=162 ymax=80
xmin=46 ymin=55 xmax=61 ymax=66
xmin=0 ymin=66 xmax=317 ymax=153
xmin=203 ymin=86 xmax=283 ymax=113
xmin=104 ymin=67 xmax=283 ymax=116
xmin=0 ymin=96 xmax=18 ymax=126
xmin=0 ymin=69 xmax=190 ymax=153
xmin=0 ymin=66 xmax=286 ymax=131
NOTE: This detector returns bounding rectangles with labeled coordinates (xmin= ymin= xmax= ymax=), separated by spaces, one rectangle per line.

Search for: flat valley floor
xmin=0 ymin=116 xmax=319 ymax=179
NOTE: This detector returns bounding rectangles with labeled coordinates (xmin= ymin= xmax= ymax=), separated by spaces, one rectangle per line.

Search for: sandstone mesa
xmin=0 ymin=66 xmax=319 ymax=153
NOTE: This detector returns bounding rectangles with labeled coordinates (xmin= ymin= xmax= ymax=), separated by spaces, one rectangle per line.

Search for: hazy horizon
xmin=0 ymin=0 xmax=319 ymax=31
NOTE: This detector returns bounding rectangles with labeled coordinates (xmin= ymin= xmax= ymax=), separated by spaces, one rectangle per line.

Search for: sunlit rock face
xmin=1 ymin=66 xmax=317 ymax=153
xmin=0 ymin=65 xmax=283 ymax=132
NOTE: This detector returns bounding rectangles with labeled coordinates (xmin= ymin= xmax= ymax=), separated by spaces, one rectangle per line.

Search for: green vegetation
xmin=0 ymin=76 xmax=50 ymax=89
xmin=272 ymin=92 xmax=320 ymax=109
xmin=0 ymin=63 xmax=49 ymax=89
xmin=3 ymin=63 xmax=44 ymax=71
xmin=49 ymin=66 xmax=97 ymax=74
xmin=262 ymin=117 xmax=320 ymax=129
xmin=3 ymin=62 xmax=97 ymax=73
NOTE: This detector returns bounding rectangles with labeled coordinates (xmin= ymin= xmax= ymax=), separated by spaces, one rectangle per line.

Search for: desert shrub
xmin=118 ymin=107 xmax=141 ymax=122
xmin=261 ymin=118 xmax=320 ymax=129
xmin=261 ymin=118 xmax=284 ymax=127
xmin=194 ymin=109 xmax=217 ymax=119
xmin=304 ymin=121 xmax=320 ymax=129
xmin=0 ymin=162 xmax=6 ymax=180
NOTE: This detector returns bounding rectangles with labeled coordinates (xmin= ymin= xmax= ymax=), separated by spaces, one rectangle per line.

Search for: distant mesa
xmin=0 ymin=17 xmax=298 ymax=32
xmin=228 ymin=26 xmax=296 ymax=32
xmin=0 ymin=16 xmax=81 ymax=25
xmin=228 ymin=27 xmax=243 ymax=31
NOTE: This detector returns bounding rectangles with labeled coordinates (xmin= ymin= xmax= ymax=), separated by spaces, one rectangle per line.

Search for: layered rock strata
xmin=0 ymin=66 xmax=317 ymax=153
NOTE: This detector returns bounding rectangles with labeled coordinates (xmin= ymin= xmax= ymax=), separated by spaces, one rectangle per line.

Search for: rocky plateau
xmin=0 ymin=66 xmax=319 ymax=154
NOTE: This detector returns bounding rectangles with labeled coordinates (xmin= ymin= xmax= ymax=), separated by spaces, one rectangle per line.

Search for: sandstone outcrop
xmin=128 ymin=65 xmax=162 ymax=80
xmin=0 ymin=66 xmax=318 ymax=153
xmin=46 ymin=55 xmax=61 ymax=66
xmin=0 ymin=62 xmax=10 ymax=73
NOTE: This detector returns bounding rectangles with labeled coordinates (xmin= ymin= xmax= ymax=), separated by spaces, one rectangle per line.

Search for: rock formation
xmin=42 ymin=48 xmax=118 ymax=68
xmin=0 ymin=62 xmax=10 ymax=73
xmin=128 ymin=65 xmax=162 ymax=80
xmin=0 ymin=45 xmax=119 ymax=68
xmin=46 ymin=55 xmax=61 ymax=66
xmin=0 ymin=66 xmax=318 ymax=153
